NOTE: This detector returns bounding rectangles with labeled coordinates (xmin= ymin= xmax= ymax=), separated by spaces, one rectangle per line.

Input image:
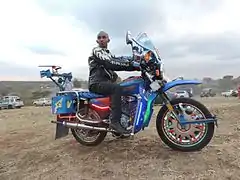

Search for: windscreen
xmin=135 ymin=33 xmax=155 ymax=51
xmin=135 ymin=32 xmax=161 ymax=61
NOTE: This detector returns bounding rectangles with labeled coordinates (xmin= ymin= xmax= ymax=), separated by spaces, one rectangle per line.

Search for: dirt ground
xmin=0 ymin=97 xmax=240 ymax=180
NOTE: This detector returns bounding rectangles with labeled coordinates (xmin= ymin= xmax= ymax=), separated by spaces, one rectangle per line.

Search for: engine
xmin=120 ymin=95 xmax=138 ymax=128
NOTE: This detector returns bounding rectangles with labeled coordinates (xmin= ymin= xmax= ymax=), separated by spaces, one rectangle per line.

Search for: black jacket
xmin=88 ymin=46 xmax=137 ymax=86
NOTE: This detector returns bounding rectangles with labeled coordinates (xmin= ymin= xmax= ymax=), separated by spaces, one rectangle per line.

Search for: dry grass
xmin=0 ymin=97 xmax=240 ymax=180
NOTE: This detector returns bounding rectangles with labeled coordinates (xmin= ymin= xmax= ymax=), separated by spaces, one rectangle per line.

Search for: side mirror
xmin=126 ymin=31 xmax=133 ymax=45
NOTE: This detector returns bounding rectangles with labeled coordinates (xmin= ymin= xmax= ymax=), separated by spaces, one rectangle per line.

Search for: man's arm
xmin=92 ymin=47 xmax=137 ymax=71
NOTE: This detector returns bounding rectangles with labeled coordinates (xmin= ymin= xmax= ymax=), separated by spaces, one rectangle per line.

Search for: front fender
xmin=162 ymin=79 xmax=202 ymax=92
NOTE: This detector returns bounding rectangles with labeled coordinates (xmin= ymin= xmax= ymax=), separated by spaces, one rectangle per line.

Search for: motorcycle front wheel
xmin=156 ymin=97 xmax=215 ymax=152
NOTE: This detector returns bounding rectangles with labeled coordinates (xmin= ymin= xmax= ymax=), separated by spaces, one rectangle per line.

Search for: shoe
xmin=112 ymin=132 xmax=131 ymax=139
xmin=109 ymin=121 xmax=131 ymax=134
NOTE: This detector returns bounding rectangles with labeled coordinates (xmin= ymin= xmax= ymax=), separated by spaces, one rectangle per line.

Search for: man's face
xmin=97 ymin=33 xmax=109 ymax=48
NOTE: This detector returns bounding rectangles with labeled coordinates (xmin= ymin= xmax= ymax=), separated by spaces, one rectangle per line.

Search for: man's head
xmin=96 ymin=31 xmax=110 ymax=48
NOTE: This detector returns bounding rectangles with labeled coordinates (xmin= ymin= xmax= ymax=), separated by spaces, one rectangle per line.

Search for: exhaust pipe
xmin=51 ymin=120 xmax=115 ymax=132
xmin=76 ymin=113 xmax=109 ymax=124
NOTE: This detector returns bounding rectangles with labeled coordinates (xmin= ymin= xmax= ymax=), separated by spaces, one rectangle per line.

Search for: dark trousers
xmin=89 ymin=82 xmax=122 ymax=123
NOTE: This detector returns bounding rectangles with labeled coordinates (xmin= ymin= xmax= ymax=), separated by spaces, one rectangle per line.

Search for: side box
xmin=51 ymin=94 xmax=76 ymax=114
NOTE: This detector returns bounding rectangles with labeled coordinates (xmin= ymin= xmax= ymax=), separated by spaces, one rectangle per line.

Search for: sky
xmin=0 ymin=0 xmax=240 ymax=81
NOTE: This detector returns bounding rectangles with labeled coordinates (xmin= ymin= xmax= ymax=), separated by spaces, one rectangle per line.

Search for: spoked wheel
xmin=156 ymin=98 xmax=215 ymax=152
xmin=71 ymin=108 xmax=107 ymax=146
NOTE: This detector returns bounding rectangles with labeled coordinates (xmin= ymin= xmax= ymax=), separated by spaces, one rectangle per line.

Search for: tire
xmin=71 ymin=108 xmax=107 ymax=146
xmin=156 ymin=97 xmax=215 ymax=152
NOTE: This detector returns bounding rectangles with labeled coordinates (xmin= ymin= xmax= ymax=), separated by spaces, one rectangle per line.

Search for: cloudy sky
xmin=0 ymin=0 xmax=239 ymax=81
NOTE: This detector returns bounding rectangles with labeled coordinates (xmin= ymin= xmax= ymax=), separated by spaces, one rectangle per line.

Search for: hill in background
xmin=0 ymin=79 xmax=88 ymax=105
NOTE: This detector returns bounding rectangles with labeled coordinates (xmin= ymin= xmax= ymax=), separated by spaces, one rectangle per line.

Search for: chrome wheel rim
xmin=73 ymin=110 xmax=101 ymax=143
xmin=162 ymin=103 xmax=208 ymax=147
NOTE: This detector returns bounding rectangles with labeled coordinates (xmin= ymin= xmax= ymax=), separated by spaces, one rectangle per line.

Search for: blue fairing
xmin=162 ymin=79 xmax=202 ymax=92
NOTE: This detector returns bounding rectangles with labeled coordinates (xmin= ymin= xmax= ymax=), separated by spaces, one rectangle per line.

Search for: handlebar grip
xmin=40 ymin=69 xmax=52 ymax=78
xmin=40 ymin=69 xmax=72 ymax=79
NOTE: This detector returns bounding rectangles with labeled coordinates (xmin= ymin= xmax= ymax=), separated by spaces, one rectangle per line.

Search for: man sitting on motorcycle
xmin=88 ymin=31 xmax=140 ymax=134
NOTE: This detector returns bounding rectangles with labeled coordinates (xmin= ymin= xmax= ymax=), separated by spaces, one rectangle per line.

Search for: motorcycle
xmin=39 ymin=31 xmax=218 ymax=152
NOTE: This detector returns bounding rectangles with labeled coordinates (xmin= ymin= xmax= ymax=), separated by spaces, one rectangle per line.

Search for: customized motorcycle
xmin=39 ymin=31 xmax=218 ymax=152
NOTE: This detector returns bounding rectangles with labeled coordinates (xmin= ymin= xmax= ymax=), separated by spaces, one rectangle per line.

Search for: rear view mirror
xmin=126 ymin=31 xmax=133 ymax=45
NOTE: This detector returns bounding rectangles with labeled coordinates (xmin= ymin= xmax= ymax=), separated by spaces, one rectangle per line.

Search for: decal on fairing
xmin=54 ymin=98 xmax=63 ymax=113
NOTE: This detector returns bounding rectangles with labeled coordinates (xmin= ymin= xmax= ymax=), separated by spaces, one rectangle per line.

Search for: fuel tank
xmin=120 ymin=76 xmax=144 ymax=95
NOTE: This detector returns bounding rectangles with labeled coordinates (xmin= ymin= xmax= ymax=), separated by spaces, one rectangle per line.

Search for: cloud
xmin=37 ymin=0 xmax=166 ymax=38
xmin=1 ymin=0 xmax=240 ymax=81
xmin=27 ymin=46 xmax=67 ymax=56
xmin=183 ymin=33 xmax=240 ymax=62
xmin=0 ymin=0 xmax=95 ymax=69
xmin=0 ymin=62 xmax=40 ymax=81
xmin=151 ymin=32 xmax=240 ymax=63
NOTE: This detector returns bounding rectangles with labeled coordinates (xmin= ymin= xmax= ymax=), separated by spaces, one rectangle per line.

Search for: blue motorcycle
xmin=39 ymin=31 xmax=218 ymax=152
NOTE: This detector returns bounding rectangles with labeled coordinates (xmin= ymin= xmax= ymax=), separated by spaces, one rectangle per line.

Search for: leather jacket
xmin=88 ymin=46 xmax=137 ymax=86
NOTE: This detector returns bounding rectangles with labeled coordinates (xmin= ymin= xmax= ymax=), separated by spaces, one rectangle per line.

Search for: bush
xmin=31 ymin=90 xmax=52 ymax=99
xmin=73 ymin=78 xmax=82 ymax=88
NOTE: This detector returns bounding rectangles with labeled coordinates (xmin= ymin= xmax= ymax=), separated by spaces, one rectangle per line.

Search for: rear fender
xmin=162 ymin=80 xmax=202 ymax=92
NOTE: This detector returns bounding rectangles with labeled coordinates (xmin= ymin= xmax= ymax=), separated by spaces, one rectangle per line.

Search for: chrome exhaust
xmin=51 ymin=120 xmax=115 ymax=132
xmin=76 ymin=113 xmax=110 ymax=124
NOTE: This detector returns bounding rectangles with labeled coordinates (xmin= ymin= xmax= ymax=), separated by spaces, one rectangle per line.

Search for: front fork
xmin=160 ymin=92 xmax=218 ymax=127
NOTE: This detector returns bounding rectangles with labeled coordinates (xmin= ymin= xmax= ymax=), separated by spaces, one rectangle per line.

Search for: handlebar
xmin=39 ymin=68 xmax=73 ymax=91
xmin=40 ymin=69 xmax=72 ymax=79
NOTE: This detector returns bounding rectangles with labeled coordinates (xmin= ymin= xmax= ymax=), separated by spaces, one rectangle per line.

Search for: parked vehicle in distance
xmin=221 ymin=90 xmax=238 ymax=97
xmin=3 ymin=95 xmax=20 ymax=99
xmin=176 ymin=87 xmax=193 ymax=97
xmin=0 ymin=97 xmax=24 ymax=109
xmin=33 ymin=97 xmax=52 ymax=106
xmin=200 ymin=88 xmax=216 ymax=97
xmin=231 ymin=90 xmax=238 ymax=97
xmin=175 ymin=90 xmax=190 ymax=98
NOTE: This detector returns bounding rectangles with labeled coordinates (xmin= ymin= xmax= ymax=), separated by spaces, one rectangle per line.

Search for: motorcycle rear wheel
xmin=71 ymin=108 xmax=107 ymax=146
